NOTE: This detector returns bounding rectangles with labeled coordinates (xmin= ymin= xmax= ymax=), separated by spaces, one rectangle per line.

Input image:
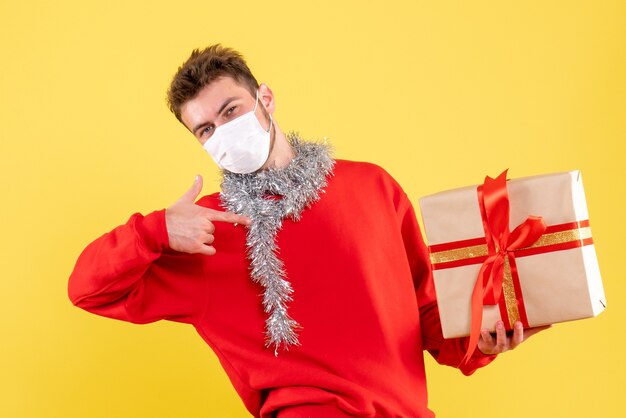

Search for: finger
xmin=480 ymin=328 xmax=494 ymax=347
xmin=197 ymin=244 xmax=216 ymax=256
xmin=511 ymin=321 xmax=524 ymax=349
xmin=204 ymin=221 xmax=215 ymax=234
xmin=478 ymin=328 xmax=495 ymax=355
xmin=178 ymin=175 xmax=203 ymax=204
xmin=208 ymin=209 xmax=252 ymax=225
xmin=495 ymin=321 xmax=507 ymax=352
xmin=203 ymin=233 xmax=215 ymax=245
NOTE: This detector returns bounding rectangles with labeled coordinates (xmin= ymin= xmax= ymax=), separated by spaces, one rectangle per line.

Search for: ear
xmin=257 ymin=83 xmax=275 ymax=114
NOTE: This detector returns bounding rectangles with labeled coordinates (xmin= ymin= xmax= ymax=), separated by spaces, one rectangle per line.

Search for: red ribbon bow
xmin=462 ymin=170 xmax=546 ymax=364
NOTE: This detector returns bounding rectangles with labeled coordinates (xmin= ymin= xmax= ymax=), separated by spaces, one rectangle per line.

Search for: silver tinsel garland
xmin=219 ymin=132 xmax=335 ymax=355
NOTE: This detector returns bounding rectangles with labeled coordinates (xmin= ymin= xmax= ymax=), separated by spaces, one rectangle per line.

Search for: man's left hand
xmin=477 ymin=320 xmax=551 ymax=355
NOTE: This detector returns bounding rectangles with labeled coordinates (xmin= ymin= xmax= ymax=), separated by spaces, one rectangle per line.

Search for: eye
xmin=201 ymin=125 xmax=213 ymax=138
xmin=225 ymin=105 xmax=236 ymax=116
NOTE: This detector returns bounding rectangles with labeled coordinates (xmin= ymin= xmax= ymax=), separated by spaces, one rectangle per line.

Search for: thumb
xmin=179 ymin=175 xmax=203 ymax=204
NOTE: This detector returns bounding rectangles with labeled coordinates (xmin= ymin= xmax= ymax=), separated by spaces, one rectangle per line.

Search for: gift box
xmin=418 ymin=170 xmax=606 ymax=343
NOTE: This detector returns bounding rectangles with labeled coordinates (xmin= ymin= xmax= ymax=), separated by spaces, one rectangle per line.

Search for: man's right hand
xmin=165 ymin=175 xmax=251 ymax=255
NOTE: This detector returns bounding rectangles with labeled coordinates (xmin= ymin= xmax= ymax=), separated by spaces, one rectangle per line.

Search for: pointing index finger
xmin=208 ymin=210 xmax=252 ymax=226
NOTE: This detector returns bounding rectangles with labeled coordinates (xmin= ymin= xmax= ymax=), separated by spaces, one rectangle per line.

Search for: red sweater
xmin=68 ymin=159 xmax=496 ymax=417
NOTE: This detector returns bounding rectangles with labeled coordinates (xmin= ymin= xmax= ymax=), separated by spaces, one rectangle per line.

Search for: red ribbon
xmin=461 ymin=170 xmax=547 ymax=365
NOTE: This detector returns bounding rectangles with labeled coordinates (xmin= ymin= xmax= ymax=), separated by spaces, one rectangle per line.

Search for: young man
xmin=68 ymin=45 xmax=545 ymax=417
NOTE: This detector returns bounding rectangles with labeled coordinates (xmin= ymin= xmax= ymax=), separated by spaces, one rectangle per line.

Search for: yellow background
xmin=1 ymin=1 xmax=624 ymax=417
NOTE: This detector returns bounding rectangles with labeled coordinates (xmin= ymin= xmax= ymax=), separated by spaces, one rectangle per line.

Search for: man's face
xmin=180 ymin=76 xmax=271 ymax=145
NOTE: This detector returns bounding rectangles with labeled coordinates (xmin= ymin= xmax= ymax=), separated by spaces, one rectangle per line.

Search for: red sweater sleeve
xmin=68 ymin=209 xmax=208 ymax=325
xmin=396 ymin=194 xmax=498 ymax=376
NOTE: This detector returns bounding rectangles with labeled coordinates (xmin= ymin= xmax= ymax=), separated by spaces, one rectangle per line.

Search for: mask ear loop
xmin=253 ymin=89 xmax=259 ymax=112
xmin=255 ymin=88 xmax=273 ymax=134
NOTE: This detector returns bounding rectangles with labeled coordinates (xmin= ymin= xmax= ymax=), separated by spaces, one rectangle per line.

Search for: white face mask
xmin=203 ymin=90 xmax=273 ymax=174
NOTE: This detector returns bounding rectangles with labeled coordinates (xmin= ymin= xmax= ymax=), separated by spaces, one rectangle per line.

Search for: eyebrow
xmin=192 ymin=96 xmax=238 ymax=136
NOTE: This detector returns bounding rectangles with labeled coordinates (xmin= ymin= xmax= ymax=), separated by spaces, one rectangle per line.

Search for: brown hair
xmin=166 ymin=44 xmax=259 ymax=122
